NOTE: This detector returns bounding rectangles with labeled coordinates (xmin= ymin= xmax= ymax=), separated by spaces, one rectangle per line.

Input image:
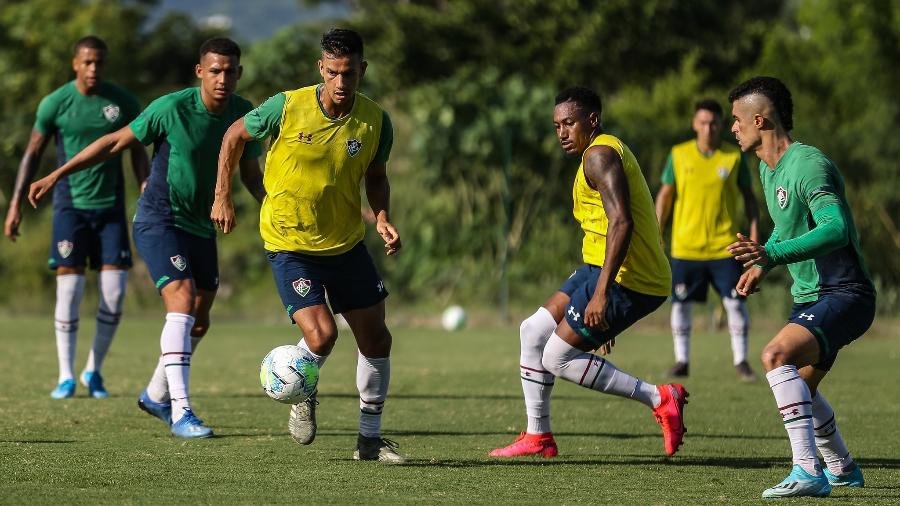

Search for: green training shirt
xmin=129 ymin=87 xmax=262 ymax=238
xmin=759 ymin=142 xmax=872 ymax=302
xmin=34 ymin=81 xmax=141 ymax=209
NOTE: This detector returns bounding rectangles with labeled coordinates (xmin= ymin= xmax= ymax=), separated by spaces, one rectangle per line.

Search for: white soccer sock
xmin=146 ymin=333 xmax=203 ymax=403
xmin=357 ymin=352 xmax=390 ymax=438
xmin=766 ymin=365 xmax=821 ymax=475
xmin=160 ymin=312 xmax=195 ymax=422
xmin=84 ymin=270 xmax=127 ymax=373
xmin=298 ymin=338 xmax=329 ymax=369
xmin=55 ymin=274 xmax=86 ymax=382
xmin=519 ymin=307 xmax=558 ymax=434
xmin=722 ymin=297 xmax=749 ymax=365
xmin=812 ymin=392 xmax=856 ymax=475
xmin=543 ymin=333 xmax=660 ymax=409
xmin=671 ymin=302 xmax=691 ymax=364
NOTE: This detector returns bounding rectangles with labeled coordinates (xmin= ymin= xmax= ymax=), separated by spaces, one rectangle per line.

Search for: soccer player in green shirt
xmin=727 ymin=76 xmax=874 ymax=498
xmin=3 ymin=36 xmax=147 ymax=400
xmin=29 ymin=38 xmax=264 ymax=439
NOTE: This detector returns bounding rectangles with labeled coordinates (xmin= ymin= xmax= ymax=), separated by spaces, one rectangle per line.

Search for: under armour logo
xmin=567 ymin=306 xmax=581 ymax=322
xmin=376 ymin=281 xmax=384 ymax=292
xmin=798 ymin=313 xmax=815 ymax=321
xmin=297 ymin=132 xmax=313 ymax=143
xmin=782 ymin=408 xmax=800 ymax=418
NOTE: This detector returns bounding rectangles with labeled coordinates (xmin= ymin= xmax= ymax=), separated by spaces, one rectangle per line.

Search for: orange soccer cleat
xmin=489 ymin=432 xmax=558 ymax=458
xmin=653 ymin=383 xmax=689 ymax=456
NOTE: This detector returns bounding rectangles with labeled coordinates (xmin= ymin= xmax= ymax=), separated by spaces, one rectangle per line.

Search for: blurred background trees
xmin=0 ymin=0 xmax=897 ymax=317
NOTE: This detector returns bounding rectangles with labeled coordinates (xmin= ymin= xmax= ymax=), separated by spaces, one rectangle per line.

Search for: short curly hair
xmin=728 ymin=76 xmax=793 ymax=131
xmin=321 ymin=28 xmax=364 ymax=58
xmin=555 ymin=86 xmax=602 ymax=117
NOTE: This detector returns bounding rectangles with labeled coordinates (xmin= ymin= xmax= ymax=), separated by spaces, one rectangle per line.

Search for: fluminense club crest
xmin=717 ymin=166 xmax=729 ymax=180
xmin=347 ymin=138 xmax=362 ymax=157
xmin=170 ymin=255 xmax=187 ymax=271
xmin=293 ymin=278 xmax=311 ymax=297
xmin=776 ymin=186 xmax=788 ymax=209
xmin=103 ymin=104 xmax=120 ymax=123
xmin=57 ymin=240 xmax=74 ymax=259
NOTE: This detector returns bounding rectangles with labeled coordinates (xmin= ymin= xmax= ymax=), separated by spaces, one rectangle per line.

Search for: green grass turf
xmin=1 ymin=314 xmax=897 ymax=504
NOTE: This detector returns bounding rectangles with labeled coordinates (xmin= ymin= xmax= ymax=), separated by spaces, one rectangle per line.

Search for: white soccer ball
xmin=441 ymin=305 xmax=467 ymax=331
xmin=259 ymin=345 xmax=319 ymax=404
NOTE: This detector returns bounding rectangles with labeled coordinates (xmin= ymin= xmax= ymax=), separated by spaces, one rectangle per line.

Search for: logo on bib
xmin=293 ymin=278 xmax=311 ymax=297
xmin=717 ymin=166 xmax=729 ymax=180
xmin=297 ymin=132 xmax=313 ymax=143
xmin=57 ymin=240 xmax=74 ymax=259
xmin=776 ymin=186 xmax=788 ymax=209
xmin=347 ymin=138 xmax=362 ymax=157
xmin=170 ymin=255 xmax=187 ymax=271
xmin=102 ymin=104 xmax=120 ymax=123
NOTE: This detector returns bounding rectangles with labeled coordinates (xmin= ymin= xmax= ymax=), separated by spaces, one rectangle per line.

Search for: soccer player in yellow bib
xmin=490 ymin=87 xmax=688 ymax=459
xmin=212 ymin=29 xmax=404 ymax=463
xmin=655 ymin=99 xmax=760 ymax=381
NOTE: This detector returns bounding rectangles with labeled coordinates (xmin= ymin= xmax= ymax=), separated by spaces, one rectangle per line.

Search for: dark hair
xmin=74 ymin=36 xmax=107 ymax=55
xmin=728 ymin=76 xmax=793 ymax=131
xmin=199 ymin=37 xmax=241 ymax=60
xmin=321 ymin=28 xmax=364 ymax=58
xmin=694 ymin=98 xmax=722 ymax=118
xmin=555 ymin=86 xmax=602 ymax=116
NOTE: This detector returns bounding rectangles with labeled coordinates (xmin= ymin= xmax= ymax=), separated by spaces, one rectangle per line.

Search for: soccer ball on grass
xmin=260 ymin=345 xmax=319 ymax=403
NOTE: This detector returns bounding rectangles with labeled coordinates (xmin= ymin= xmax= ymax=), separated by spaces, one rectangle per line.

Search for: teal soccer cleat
xmin=170 ymin=409 xmax=214 ymax=439
xmin=50 ymin=379 xmax=76 ymax=399
xmin=824 ymin=464 xmax=864 ymax=487
xmin=80 ymin=371 xmax=109 ymax=398
xmin=138 ymin=389 xmax=172 ymax=426
xmin=762 ymin=464 xmax=832 ymax=499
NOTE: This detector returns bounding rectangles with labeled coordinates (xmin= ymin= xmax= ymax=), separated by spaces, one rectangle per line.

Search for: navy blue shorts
xmin=48 ymin=207 xmax=132 ymax=270
xmin=671 ymin=257 xmax=743 ymax=302
xmin=267 ymin=241 xmax=387 ymax=319
xmin=133 ymin=222 xmax=219 ymax=292
xmin=788 ymin=289 xmax=876 ymax=371
xmin=560 ymin=264 xmax=667 ymax=348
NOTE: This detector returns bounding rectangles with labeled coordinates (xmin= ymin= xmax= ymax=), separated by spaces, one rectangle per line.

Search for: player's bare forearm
xmin=364 ymin=164 xmax=391 ymax=222
xmin=586 ymin=145 xmax=633 ymax=296
xmin=216 ymin=119 xmax=253 ymax=201
xmin=57 ymin=128 xmax=134 ymax=180
xmin=9 ymin=131 xmax=49 ymax=208
xmin=239 ymin=159 xmax=265 ymax=204
xmin=742 ymin=186 xmax=760 ymax=243
xmin=655 ymin=184 xmax=674 ymax=230
xmin=129 ymin=144 xmax=150 ymax=191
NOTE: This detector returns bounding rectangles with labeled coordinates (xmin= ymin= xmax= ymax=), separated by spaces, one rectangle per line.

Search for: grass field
xmin=1 ymin=313 xmax=898 ymax=504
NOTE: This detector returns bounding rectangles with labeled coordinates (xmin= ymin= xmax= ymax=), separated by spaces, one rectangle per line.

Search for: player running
xmin=4 ymin=36 xmax=147 ymax=400
xmin=726 ymin=76 xmax=874 ymax=498
xmin=655 ymin=99 xmax=760 ymax=381
xmin=29 ymin=38 xmax=264 ymax=438
xmin=212 ymin=29 xmax=404 ymax=462
xmin=490 ymin=87 xmax=687 ymax=459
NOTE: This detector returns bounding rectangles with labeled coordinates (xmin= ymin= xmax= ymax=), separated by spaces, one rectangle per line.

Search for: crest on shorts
xmin=170 ymin=255 xmax=187 ymax=272
xmin=293 ymin=278 xmax=311 ymax=297
xmin=776 ymin=186 xmax=788 ymax=209
xmin=57 ymin=240 xmax=74 ymax=259
xmin=102 ymin=104 xmax=120 ymax=123
xmin=717 ymin=166 xmax=729 ymax=180
xmin=347 ymin=138 xmax=362 ymax=157
xmin=674 ymin=283 xmax=687 ymax=300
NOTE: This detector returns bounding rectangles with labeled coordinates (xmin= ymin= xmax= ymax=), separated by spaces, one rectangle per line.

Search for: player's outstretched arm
xmin=239 ymin=158 xmax=265 ymax=204
xmin=365 ymin=162 xmax=401 ymax=256
xmin=584 ymin=145 xmax=633 ymax=331
xmin=212 ymin=117 xmax=255 ymax=234
xmin=28 ymin=125 xmax=139 ymax=208
xmin=5 ymin=130 xmax=50 ymax=241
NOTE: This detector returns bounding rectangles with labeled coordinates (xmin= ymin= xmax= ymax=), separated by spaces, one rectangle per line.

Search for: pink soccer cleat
xmin=653 ymin=383 xmax=689 ymax=456
xmin=489 ymin=432 xmax=558 ymax=458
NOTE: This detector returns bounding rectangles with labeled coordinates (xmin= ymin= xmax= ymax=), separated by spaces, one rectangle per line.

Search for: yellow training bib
xmin=572 ymin=134 xmax=671 ymax=296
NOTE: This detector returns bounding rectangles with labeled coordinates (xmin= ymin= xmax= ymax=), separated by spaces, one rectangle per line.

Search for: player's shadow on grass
xmin=0 ymin=439 xmax=76 ymax=444
xmin=211 ymin=392 xmax=585 ymax=401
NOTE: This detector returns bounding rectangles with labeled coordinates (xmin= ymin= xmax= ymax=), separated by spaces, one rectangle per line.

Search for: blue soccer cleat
xmin=138 ymin=389 xmax=172 ymax=426
xmin=50 ymin=379 xmax=76 ymax=399
xmin=170 ymin=409 xmax=214 ymax=439
xmin=824 ymin=464 xmax=865 ymax=487
xmin=80 ymin=370 xmax=109 ymax=399
xmin=762 ymin=464 xmax=832 ymax=499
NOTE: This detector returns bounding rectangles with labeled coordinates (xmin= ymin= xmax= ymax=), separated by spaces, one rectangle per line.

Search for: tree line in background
xmin=0 ymin=0 xmax=897 ymax=317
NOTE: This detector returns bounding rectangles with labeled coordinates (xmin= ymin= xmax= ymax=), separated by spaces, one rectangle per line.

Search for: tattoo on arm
xmin=11 ymin=131 xmax=50 ymax=205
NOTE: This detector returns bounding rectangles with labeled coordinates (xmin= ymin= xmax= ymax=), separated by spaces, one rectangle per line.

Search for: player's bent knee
xmin=761 ymin=344 xmax=790 ymax=371
xmin=191 ymin=322 xmax=209 ymax=338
